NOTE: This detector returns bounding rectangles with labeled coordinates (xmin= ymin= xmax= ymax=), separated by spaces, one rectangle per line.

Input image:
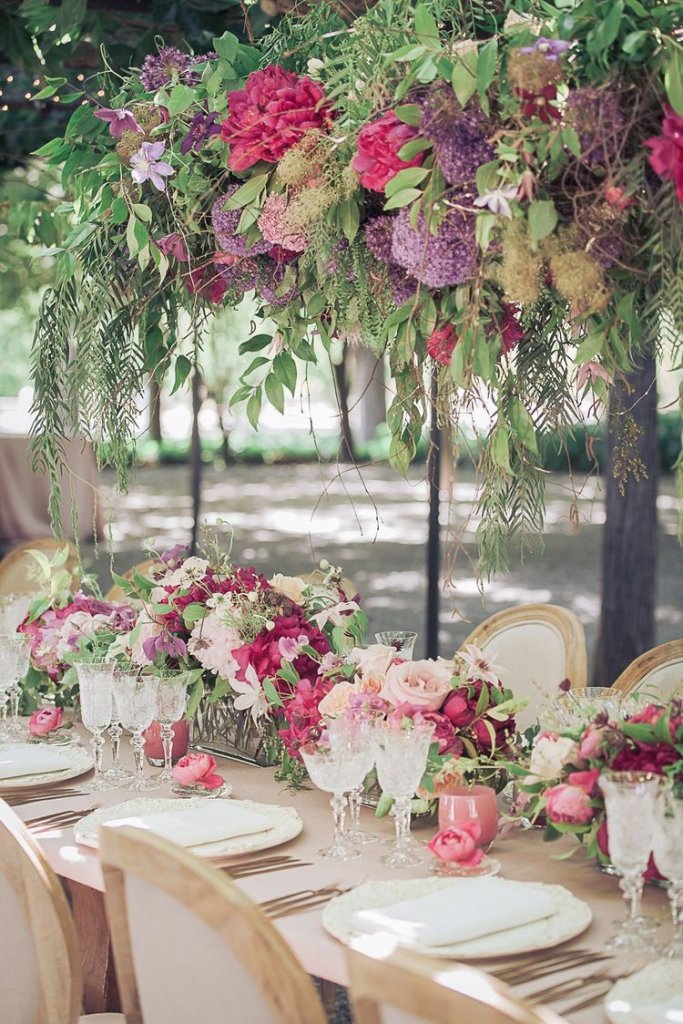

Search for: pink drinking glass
xmin=438 ymin=784 xmax=499 ymax=849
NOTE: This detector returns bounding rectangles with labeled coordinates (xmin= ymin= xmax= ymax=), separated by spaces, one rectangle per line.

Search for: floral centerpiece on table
xmin=513 ymin=698 xmax=683 ymax=878
xmin=315 ymin=642 xmax=526 ymax=811
xmin=28 ymin=0 xmax=683 ymax=575
xmin=112 ymin=545 xmax=367 ymax=769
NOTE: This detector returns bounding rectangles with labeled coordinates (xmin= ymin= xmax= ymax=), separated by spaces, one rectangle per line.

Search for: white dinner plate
xmin=74 ymin=797 xmax=303 ymax=859
xmin=0 ymin=743 xmax=93 ymax=791
xmin=322 ymin=878 xmax=592 ymax=959
xmin=606 ymin=960 xmax=683 ymax=1024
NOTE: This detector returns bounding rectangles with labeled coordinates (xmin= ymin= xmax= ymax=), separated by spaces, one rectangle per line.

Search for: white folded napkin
xmin=102 ymin=802 xmax=274 ymax=848
xmin=351 ymin=878 xmax=558 ymax=947
xmin=0 ymin=745 xmax=71 ymax=780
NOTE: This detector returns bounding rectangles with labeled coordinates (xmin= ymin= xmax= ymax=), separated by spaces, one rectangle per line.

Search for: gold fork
xmin=260 ymin=884 xmax=348 ymax=918
xmin=496 ymin=950 xmax=611 ymax=985
xmin=26 ymin=805 xmax=99 ymax=832
xmin=527 ymin=957 xmax=647 ymax=1006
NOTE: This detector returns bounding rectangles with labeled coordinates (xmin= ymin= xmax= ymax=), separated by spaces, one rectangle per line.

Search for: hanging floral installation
xmin=30 ymin=0 xmax=682 ymax=573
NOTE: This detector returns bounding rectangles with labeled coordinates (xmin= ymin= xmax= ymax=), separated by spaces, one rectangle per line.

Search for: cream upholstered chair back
xmin=347 ymin=943 xmax=568 ymax=1024
xmin=105 ymin=558 xmax=159 ymax=602
xmin=462 ymin=605 xmax=587 ymax=730
xmin=0 ymin=798 xmax=82 ymax=1024
xmin=100 ymin=825 xmax=327 ymax=1024
xmin=0 ymin=538 xmax=79 ymax=599
xmin=612 ymin=640 xmax=683 ymax=701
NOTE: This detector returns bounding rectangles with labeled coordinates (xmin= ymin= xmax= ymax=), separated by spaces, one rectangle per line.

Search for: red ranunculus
xmin=221 ymin=65 xmax=333 ymax=172
xmin=351 ymin=110 xmax=425 ymax=193
xmin=645 ymin=105 xmax=683 ymax=204
xmin=426 ymin=324 xmax=457 ymax=365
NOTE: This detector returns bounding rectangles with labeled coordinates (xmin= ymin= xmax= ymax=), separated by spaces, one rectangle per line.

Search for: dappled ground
xmin=87 ymin=461 xmax=682 ymax=678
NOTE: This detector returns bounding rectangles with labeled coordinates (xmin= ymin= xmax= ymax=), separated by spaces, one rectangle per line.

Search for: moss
xmin=506 ymin=50 xmax=564 ymax=95
xmin=499 ymin=222 xmax=543 ymax=305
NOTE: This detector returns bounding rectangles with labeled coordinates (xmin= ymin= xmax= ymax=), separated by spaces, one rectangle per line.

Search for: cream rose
xmin=380 ymin=659 xmax=453 ymax=710
xmin=318 ymin=681 xmax=359 ymax=718
xmin=268 ymin=573 xmax=307 ymax=605
xmin=528 ymin=733 xmax=579 ymax=781
xmin=351 ymin=644 xmax=395 ymax=692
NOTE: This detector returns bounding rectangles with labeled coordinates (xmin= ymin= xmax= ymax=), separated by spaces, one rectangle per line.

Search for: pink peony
xmin=417 ymin=710 xmax=460 ymax=754
xmin=427 ymin=823 xmax=484 ymax=866
xmin=645 ymin=106 xmax=683 ymax=204
xmin=380 ymin=659 xmax=453 ymax=711
xmin=545 ymin=782 xmax=595 ymax=824
xmin=578 ymin=723 xmax=607 ymax=760
xmin=29 ymin=706 xmax=63 ymax=737
xmin=441 ymin=691 xmax=475 ymax=728
xmin=351 ymin=110 xmax=425 ymax=193
xmin=221 ymin=65 xmax=333 ymax=172
xmin=171 ymin=752 xmax=223 ymax=789
xmin=567 ymin=768 xmax=600 ymax=795
xmin=427 ymin=324 xmax=457 ymax=365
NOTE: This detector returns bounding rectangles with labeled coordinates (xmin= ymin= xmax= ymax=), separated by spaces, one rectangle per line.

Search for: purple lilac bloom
xmin=363 ymin=215 xmax=395 ymax=263
xmin=140 ymin=46 xmax=199 ymax=92
xmin=519 ymin=37 xmax=570 ymax=59
xmin=109 ymin=605 xmax=137 ymax=632
xmin=565 ymin=87 xmax=624 ymax=166
xmin=130 ymin=141 xmax=174 ymax=190
xmin=419 ymin=85 xmax=495 ymax=187
xmin=211 ymin=189 xmax=271 ymax=256
xmin=260 ymin=260 xmax=299 ymax=308
xmin=180 ymin=111 xmax=221 ymax=154
xmin=391 ymin=206 xmax=476 ymax=288
xmin=94 ymin=107 xmax=143 ymax=139
xmin=389 ymin=265 xmax=419 ymax=305
xmin=156 ymin=232 xmax=189 ymax=262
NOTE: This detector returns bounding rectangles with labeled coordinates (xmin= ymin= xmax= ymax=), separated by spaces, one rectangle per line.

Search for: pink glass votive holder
xmin=438 ymin=784 xmax=499 ymax=849
xmin=144 ymin=719 xmax=190 ymax=766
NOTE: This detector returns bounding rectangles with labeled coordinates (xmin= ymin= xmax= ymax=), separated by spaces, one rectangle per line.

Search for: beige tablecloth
xmin=0 ymin=435 xmax=103 ymax=546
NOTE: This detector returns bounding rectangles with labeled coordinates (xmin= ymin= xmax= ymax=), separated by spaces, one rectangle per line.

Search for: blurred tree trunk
xmin=349 ymin=348 xmax=386 ymax=445
xmin=148 ymin=377 xmax=162 ymax=443
xmin=333 ymin=351 xmax=355 ymax=462
xmin=593 ymin=348 xmax=659 ymax=685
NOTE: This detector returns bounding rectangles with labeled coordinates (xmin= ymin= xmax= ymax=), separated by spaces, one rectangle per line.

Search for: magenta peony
xmin=29 ymin=706 xmax=63 ymax=737
xmin=545 ymin=782 xmax=595 ymax=824
xmin=351 ymin=110 xmax=425 ymax=193
xmin=645 ymin=106 xmax=683 ymax=203
xmin=221 ymin=65 xmax=333 ymax=172
xmin=427 ymin=823 xmax=484 ymax=866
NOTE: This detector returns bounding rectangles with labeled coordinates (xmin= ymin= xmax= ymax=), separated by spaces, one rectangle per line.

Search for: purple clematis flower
xmin=130 ymin=141 xmax=175 ymax=191
xmin=180 ymin=112 xmax=221 ymax=154
xmin=142 ymin=631 xmax=187 ymax=662
xmin=156 ymin=232 xmax=189 ymax=262
xmin=94 ymin=107 xmax=143 ymax=139
xmin=520 ymin=37 xmax=571 ymax=60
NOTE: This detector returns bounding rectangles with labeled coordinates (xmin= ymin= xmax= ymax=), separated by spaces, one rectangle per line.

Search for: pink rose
xmin=380 ymin=659 xmax=453 ymax=711
xmin=578 ymin=723 xmax=607 ymax=760
xmin=567 ymin=769 xmax=600 ymax=795
xmin=351 ymin=110 xmax=425 ymax=192
xmin=545 ymin=783 xmax=594 ymax=825
xmin=171 ymin=752 xmax=223 ymax=789
xmin=427 ymin=823 xmax=484 ymax=867
xmin=628 ymin=703 xmax=666 ymax=726
xmin=29 ymin=706 xmax=63 ymax=737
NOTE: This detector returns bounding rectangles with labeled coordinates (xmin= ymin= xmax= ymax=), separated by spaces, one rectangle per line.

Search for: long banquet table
xmin=11 ymin=723 xmax=672 ymax=1022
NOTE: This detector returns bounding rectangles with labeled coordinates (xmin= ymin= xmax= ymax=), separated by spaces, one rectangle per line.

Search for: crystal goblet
xmin=154 ymin=671 xmax=191 ymax=784
xmin=76 ymin=661 xmax=116 ymax=792
xmin=653 ymin=785 xmax=683 ymax=959
xmin=374 ymin=719 xmax=435 ymax=868
xmin=2 ymin=633 xmax=32 ymax=739
xmin=325 ymin=715 xmax=377 ymax=845
xmin=375 ymin=631 xmax=418 ymax=659
xmin=113 ymin=671 xmax=160 ymax=792
xmin=599 ymin=770 xmax=661 ymax=952
xmin=301 ymin=740 xmax=372 ymax=860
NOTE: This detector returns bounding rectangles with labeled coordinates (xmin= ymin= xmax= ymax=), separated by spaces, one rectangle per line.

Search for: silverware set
xmin=2 ymin=786 xmax=83 ymax=807
xmin=221 ymin=854 xmax=312 ymax=879
xmin=258 ymin=884 xmax=350 ymax=919
xmin=23 ymin=804 xmax=99 ymax=835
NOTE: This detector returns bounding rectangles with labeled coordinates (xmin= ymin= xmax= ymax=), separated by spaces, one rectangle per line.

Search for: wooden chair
xmin=462 ymin=604 xmax=587 ymax=730
xmin=0 ymin=799 xmax=122 ymax=1024
xmin=105 ymin=558 xmax=159 ymax=602
xmin=347 ymin=940 xmax=568 ymax=1024
xmin=100 ymin=824 xmax=328 ymax=1024
xmin=611 ymin=639 xmax=683 ymax=701
xmin=0 ymin=538 xmax=79 ymax=599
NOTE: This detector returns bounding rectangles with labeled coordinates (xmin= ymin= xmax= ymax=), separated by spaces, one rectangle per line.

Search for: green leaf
xmin=212 ymin=31 xmax=239 ymax=64
xmin=64 ymin=102 xmax=98 ymax=140
xmin=621 ymin=29 xmax=648 ymax=55
xmin=397 ymin=137 xmax=432 ymax=161
xmin=246 ymin=389 xmax=261 ymax=429
xmin=238 ymin=334 xmax=272 ymax=355
xmin=171 ymin=354 xmax=192 ymax=394
xmin=451 ymin=51 xmax=478 ymax=107
xmin=588 ymin=0 xmax=624 ymax=55
xmin=491 ymin=425 xmax=511 ymax=473
xmin=475 ymin=211 xmax=497 ymax=253
xmin=385 ymin=166 xmax=429 ymax=197
xmin=64 ymin=222 xmax=96 ymax=249
xmin=475 ymin=683 xmax=490 ymax=716
xmin=273 ymin=351 xmax=297 ymax=395
xmin=665 ymin=44 xmax=683 ymax=116
xmin=575 ymin=332 xmax=604 ymax=363
xmin=391 ymin=44 xmax=427 ymax=63
xmin=561 ymin=127 xmax=582 ymax=158
xmin=509 ymin=399 xmax=538 ymax=454
xmin=132 ymin=203 xmax=152 ymax=223
xmin=167 ymin=84 xmax=196 ymax=117
xmin=338 ymin=198 xmax=359 ymax=242
xmin=31 ymin=77 xmax=66 ymax=101
xmin=528 ymin=199 xmax=558 ymax=248
xmin=476 ymin=38 xmax=498 ymax=98
xmin=110 ymin=197 xmax=128 ymax=225
xmin=223 ymin=173 xmax=269 ymax=210
xmin=264 ymin=374 xmax=285 ymax=414
xmin=383 ymin=187 xmax=422 ymax=211
xmin=263 ymin=677 xmax=284 ymax=709
xmin=413 ymin=3 xmax=439 ymax=43
xmin=182 ymin=602 xmax=206 ymax=625
xmin=394 ymin=103 xmax=422 ymax=127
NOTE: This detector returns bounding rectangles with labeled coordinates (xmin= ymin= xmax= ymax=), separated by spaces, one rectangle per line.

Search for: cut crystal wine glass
xmin=653 ymin=784 xmax=683 ymax=959
xmin=301 ymin=739 xmax=372 ymax=860
xmin=326 ymin=715 xmax=377 ymax=845
xmin=154 ymin=671 xmax=190 ymax=784
xmin=374 ymin=718 xmax=435 ymax=868
xmin=599 ymin=770 xmax=661 ymax=952
xmin=2 ymin=632 xmax=31 ymax=739
xmin=113 ymin=670 xmax=160 ymax=792
xmin=375 ymin=631 xmax=418 ymax=659
xmin=76 ymin=661 xmax=115 ymax=792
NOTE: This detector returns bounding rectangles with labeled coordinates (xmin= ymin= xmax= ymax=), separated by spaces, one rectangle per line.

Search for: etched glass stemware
xmin=653 ymin=785 xmax=683 ymax=959
xmin=76 ymin=661 xmax=115 ymax=792
xmin=374 ymin=719 xmax=435 ymax=868
xmin=326 ymin=715 xmax=377 ymax=845
xmin=154 ymin=671 xmax=191 ymax=784
xmin=375 ymin=631 xmax=418 ymax=660
xmin=599 ymin=770 xmax=661 ymax=952
xmin=113 ymin=670 xmax=160 ymax=792
xmin=301 ymin=739 xmax=372 ymax=860
xmin=3 ymin=633 xmax=32 ymax=739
